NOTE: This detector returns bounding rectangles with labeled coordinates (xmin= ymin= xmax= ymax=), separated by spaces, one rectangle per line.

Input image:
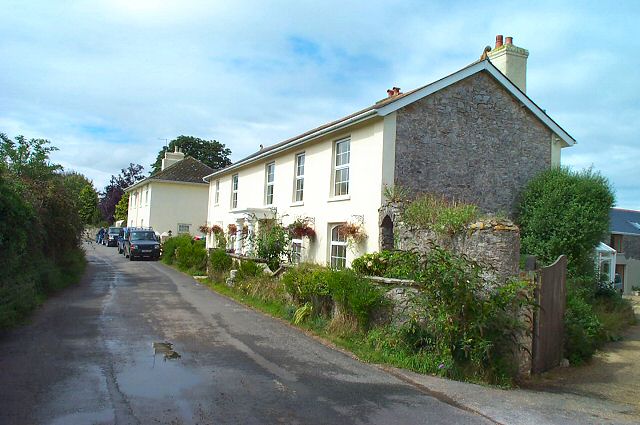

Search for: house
xmin=125 ymin=148 xmax=214 ymax=236
xmin=606 ymin=208 xmax=640 ymax=294
xmin=203 ymin=35 xmax=575 ymax=268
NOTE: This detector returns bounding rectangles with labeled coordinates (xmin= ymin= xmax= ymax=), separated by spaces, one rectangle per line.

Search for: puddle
xmin=153 ymin=341 xmax=181 ymax=361
xmin=115 ymin=342 xmax=204 ymax=399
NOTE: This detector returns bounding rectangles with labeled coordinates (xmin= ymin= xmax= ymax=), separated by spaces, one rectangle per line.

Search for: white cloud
xmin=0 ymin=0 xmax=638 ymax=209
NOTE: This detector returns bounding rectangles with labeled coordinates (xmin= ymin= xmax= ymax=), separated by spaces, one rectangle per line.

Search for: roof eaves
xmin=375 ymin=60 xmax=576 ymax=147
xmin=203 ymin=108 xmax=378 ymax=182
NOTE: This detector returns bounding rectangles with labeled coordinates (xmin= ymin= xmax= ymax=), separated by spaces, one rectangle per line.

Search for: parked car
xmin=123 ymin=227 xmax=161 ymax=261
xmin=104 ymin=227 xmax=122 ymax=247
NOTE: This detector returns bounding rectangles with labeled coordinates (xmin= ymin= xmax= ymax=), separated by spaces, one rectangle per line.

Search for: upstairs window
xmin=214 ymin=179 xmax=220 ymax=205
xmin=334 ymin=138 xmax=350 ymax=196
xmin=265 ymin=162 xmax=275 ymax=205
xmin=231 ymin=174 xmax=238 ymax=208
xmin=610 ymin=234 xmax=624 ymax=253
xmin=330 ymin=224 xmax=347 ymax=269
xmin=294 ymin=153 xmax=305 ymax=202
xmin=178 ymin=223 xmax=190 ymax=234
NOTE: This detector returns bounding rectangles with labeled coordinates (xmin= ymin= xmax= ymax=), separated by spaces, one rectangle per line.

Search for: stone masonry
xmin=379 ymin=203 xmax=520 ymax=284
xmin=394 ymin=71 xmax=553 ymax=215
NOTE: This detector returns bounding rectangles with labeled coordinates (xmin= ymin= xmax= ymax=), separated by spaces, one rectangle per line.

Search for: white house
xmin=204 ymin=36 xmax=575 ymax=268
xmin=125 ymin=148 xmax=214 ymax=236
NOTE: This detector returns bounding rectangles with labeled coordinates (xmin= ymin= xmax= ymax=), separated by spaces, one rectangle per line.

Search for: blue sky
xmin=1 ymin=0 xmax=638 ymax=208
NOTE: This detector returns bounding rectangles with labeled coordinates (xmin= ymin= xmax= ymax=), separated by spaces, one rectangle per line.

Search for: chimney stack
xmin=487 ymin=34 xmax=529 ymax=93
xmin=161 ymin=146 xmax=186 ymax=170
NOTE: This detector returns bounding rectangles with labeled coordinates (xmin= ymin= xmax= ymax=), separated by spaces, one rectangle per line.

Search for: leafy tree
xmin=0 ymin=133 xmax=61 ymax=181
xmin=150 ymin=135 xmax=231 ymax=174
xmin=78 ymin=185 xmax=100 ymax=225
xmin=99 ymin=163 xmax=144 ymax=223
xmin=517 ymin=166 xmax=615 ymax=276
xmin=114 ymin=192 xmax=129 ymax=224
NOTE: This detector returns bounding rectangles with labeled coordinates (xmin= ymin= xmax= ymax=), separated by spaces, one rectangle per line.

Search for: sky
xmin=1 ymin=0 xmax=638 ymax=209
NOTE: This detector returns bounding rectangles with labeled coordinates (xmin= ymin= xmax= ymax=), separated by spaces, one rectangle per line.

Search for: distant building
xmin=125 ymin=148 xmax=213 ymax=236
xmin=606 ymin=208 xmax=640 ymax=294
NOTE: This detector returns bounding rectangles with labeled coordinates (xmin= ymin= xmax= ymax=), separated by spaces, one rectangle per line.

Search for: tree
xmin=0 ymin=133 xmax=61 ymax=181
xmin=517 ymin=166 xmax=615 ymax=276
xmin=150 ymin=135 xmax=231 ymax=174
xmin=98 ymin=163 xmax=145 ymax=223
xmin=114 ymin=192 xmax=129 ymax=224
xmin=78 ymin=185 xmax=100 ymax=225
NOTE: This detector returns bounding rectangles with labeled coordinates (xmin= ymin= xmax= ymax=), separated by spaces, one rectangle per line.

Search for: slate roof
xmin=204 ymin=59 xmax=575 ymax=181
xmin=610 ymin=208 xmax=640 ymax=236
xmin=126 ymin=157 xmax=214 ymax=191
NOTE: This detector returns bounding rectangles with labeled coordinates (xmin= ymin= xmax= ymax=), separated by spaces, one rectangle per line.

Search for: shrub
xmin=565 ymin=289 xmax=602 ymax=364
xmin=325 ymin=269 xmax=385 ymax=328
xmin=351 ymin=250 xmax=423 ymax=280
xmin=282 ymin=264 xmax=333 ymax=315
xmin=209 ymin=248 xmax=232 ymax=273
xmin=517 ymin=166 xmax=614 ymax=277
xmin=235 ymin=259 xmax=263 ymax=281
xmin=175 ymin=239 xmax=207 ymax=274
xmin=404 ymin=245 xmax=534 ymax=384
xmin=255 ymin=221 xmax=290 ymax=271
xmin=161 ymin=234 xmax=192 ymax=265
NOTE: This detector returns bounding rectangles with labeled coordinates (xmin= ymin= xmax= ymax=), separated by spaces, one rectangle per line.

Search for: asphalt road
xmin=0 ymin=243 xmax=491 ymax=425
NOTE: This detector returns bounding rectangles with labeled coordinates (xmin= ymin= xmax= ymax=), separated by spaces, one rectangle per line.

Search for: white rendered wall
xmin=206 ymin=117 xmax=390 ymax=267
xmin=128 ymin=181 xmax=209 ymax=236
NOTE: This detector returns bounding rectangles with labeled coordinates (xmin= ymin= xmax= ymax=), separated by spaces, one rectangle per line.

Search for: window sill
xmin=290 ymin=201 xmax=304 ymax=207
xmin=328 ymin=195 xmax=351 ymax=203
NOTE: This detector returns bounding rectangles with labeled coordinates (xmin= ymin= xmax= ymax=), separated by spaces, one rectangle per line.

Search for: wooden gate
xmin=532 ymin=255 xmax=567 ymax=374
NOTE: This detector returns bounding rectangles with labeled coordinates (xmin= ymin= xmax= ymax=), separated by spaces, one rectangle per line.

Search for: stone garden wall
xmin=379 ymin=203 xmax=520 ymax=284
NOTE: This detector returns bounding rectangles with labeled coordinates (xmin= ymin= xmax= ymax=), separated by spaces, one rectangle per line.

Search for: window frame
xmin=178 ymin=223 xmax=190 ymax=234
xmin=231 ymin=174 xmax=239 ymax=209
xmin=329 ymin=224 xmax=347 ymax=269
xmin=610 ymin=234 xmax=624 ymax=253
xmin=294 ymin=152 xmax=305 ymax=202
xmin=214 ymin=179 xmax=220 ymax=205
xmin=291 ymin=238 xmax=303 ymax=264
xmin=265 ymin=162 xmax=275 ymax=206
xmin=333 ymin=138 xmax=350 ymax=197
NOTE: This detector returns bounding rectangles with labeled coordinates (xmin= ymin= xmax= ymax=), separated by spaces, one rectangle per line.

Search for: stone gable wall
xmin=394 ymin=71 xmax=553 ymax=215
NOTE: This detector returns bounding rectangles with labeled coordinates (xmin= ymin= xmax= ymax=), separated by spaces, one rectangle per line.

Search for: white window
xmin=178 ymin=223 xmax=190 ymax=234
xmin=265 ymin=162 xmax=275 ymax=205
xmin=214 ymin=179 xmax=220 ymax=205
xmin=144 ymin=188 xmax=148 ymax=205
xmin=330 ymin=225 xmax=347 ymax=269
xmin=294 ymin=153 xmax=305 ymax=202
xmin=231 ymin=174 xmax=238 ymax=208
xmin=291 ymin=239 xmax=302 ymax=264
xmin=334 ymin=138 xmax=350 ymax=196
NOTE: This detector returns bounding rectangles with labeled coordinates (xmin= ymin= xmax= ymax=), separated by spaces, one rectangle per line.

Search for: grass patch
xmin=594 ymin=295 xmax=636 ymax=342
xmin=403 ymin=194 xmax=478 ymax=235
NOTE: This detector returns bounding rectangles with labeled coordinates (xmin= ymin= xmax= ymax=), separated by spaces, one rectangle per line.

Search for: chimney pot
xmin=387 ymin=89 xmax=395 ymax=98
xmin=393 ymin=87 xmax=401 ymax=95
xmin=495 ymin=34 xmax=504 ymax=48
xmin=505 ymin=36 xmax=513 ymax=45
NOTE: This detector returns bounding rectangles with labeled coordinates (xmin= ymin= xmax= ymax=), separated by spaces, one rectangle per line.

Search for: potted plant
xmin=287 ymin=218 xmax=316 ymax=240
xmin=338 ymin=222 xmax=367 ymax=245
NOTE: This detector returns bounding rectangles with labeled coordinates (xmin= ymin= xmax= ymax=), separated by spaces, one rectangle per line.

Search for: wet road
xmin=0 ymin=243 xmax=491 ymax=425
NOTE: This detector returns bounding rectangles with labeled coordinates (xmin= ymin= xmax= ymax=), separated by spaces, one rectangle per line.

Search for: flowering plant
xmin=338 ymin=222 xmax=367 ymax=244
xmin=287 ymin=218 xmax=316 ymax=240
xmin=227 ymin=223 xmax=237 ymax=234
